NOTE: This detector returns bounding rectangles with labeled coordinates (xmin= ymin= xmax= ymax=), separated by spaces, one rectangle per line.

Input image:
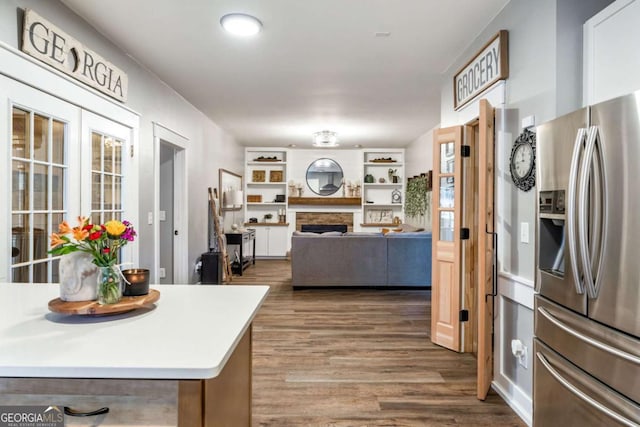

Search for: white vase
xmin=59 ymin=252 xmax=99 ymax=301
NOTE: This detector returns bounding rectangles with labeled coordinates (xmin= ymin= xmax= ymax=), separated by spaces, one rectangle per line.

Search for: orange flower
xmin=50 ymin=233 xmax=65 ymax=248
xmin=58 ymin=220 xmax=72 ymax=234
xmin=72 ymin=227 xmax=89 ymax=241
xmin=77 ymin=216 xmax=88 ymax=227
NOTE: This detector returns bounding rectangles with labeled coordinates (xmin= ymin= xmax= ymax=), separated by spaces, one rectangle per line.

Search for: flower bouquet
xmin=49 ymin=217 xmax=136 ymax=304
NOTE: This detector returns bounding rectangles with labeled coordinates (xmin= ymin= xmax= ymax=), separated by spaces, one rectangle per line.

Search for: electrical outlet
xmin=520 ymin=222 xmax=529 ymax=244
xmin=159 ymin=268 xmax=166 ymax=278
xmin=147 ymin=212 xmax=153 ymax=225
xmin=159 ymin=210 xmax=166 ymax=221
xmin=519 ymin=345 xmax=528 ymax=369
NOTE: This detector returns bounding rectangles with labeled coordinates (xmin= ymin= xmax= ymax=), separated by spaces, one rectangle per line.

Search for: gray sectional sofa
xmin=291 ymin=231 xmax=432 ymax=287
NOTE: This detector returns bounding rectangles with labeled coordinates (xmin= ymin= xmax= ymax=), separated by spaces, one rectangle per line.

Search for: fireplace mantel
xmin=288 ymin=197 xmax=361 ymax=206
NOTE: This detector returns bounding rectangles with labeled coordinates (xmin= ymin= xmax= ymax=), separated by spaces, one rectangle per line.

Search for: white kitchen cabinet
xmin=252 ymin=224 xmax=289 ymax=257
xmin=584 ymin=0 xmax=640 ymax=105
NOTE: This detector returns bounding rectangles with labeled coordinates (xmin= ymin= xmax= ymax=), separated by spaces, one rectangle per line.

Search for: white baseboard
xmin=492 ymin=380 xmax=532 ymax=426
xmin=493 ymin=271 xmax=534 ymax=426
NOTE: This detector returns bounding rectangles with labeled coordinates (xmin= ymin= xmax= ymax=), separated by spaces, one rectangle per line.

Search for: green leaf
xmin=48 ymin=246 xmax=79 ymax=255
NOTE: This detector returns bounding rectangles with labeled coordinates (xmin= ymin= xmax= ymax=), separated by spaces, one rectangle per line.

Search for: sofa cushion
xmin=291 ymin=235 xmax=387 ymax=286
xmin=343 ymin=232 xmax=383 ymax=236
xmin=386 ymin=232 xmax=432 ymax=285
xmin=292 ymin=231 xmax=343 ymax=237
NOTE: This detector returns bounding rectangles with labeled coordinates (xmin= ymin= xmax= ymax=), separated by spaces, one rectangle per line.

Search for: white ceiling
xmin=61 ymin=0 xmax=509 ymax=148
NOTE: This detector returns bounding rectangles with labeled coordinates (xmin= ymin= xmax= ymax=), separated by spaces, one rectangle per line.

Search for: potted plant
xmin=264 ymin=213 xmax=273 ymax=223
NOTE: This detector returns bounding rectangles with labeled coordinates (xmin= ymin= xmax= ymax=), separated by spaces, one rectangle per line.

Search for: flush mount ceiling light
xmin=313 ymin=130 xmax=339 ymax=147
xmin=220 ymin=13 xmax=262 ymax=37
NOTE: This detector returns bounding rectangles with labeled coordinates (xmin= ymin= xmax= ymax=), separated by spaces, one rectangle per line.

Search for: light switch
xmin=159 ymin=268 xmax=166 ymax=278
xmin=147 ymin=212 xmax=153 ymax=225
xmin=159 ymin=210 xmax=166 ymax=221
xmin=520 ymin=222 xmax=530 ymax=244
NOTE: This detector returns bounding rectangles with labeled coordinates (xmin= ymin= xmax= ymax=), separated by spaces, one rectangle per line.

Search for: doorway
xmin=153 ymin=123 xmax=188 ymax=284
xmin=431 ymin=99 xmax=495 ymax=400
xmin=159 ymin=143 xmax=175 ymax=284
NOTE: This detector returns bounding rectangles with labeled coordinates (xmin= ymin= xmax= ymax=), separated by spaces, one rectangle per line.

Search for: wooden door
xmin=477 ymin=99 xmax=495 ymax=400
xmin=431 ymin=126 xmax=463 ymax=351
xmin=462 ymin=123 xmax=478 ymax=355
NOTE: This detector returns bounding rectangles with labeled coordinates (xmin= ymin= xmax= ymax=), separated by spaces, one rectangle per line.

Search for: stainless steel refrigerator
xmin=534 ymin=90 xmax=640 ymax=426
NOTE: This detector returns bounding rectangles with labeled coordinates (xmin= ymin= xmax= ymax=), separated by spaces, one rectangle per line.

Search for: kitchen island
xmin=0 ymin=283 xmax=269 ymax=426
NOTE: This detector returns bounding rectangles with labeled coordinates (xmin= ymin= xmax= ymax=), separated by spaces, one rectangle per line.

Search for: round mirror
xmin=306 ymin=158 xmax=344 ymax=196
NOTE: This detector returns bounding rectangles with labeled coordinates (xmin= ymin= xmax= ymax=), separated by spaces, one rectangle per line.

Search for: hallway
xmin=234 ymin=260 xmax=524 ymax=426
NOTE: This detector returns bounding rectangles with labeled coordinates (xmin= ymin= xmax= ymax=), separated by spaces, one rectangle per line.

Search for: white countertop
xmin=0 ymin=284 xmax=269 ymax=380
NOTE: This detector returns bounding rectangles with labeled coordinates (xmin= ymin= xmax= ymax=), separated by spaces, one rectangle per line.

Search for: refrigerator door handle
xmin=537 ymin=306 xmax=640 ymax=364
xmin=579 ymin=126 xmax=607 ymax=299
xmin=588 ymin=125 xmax=608 ymax=299
xmin=536 ymin=352 xmax=639 ymax=427
xmin=567 ymin=128 xmax=587 ymax=295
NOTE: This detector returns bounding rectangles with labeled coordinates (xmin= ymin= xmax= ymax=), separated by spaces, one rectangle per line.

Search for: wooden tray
xmin=48 ymin=289 xmax=160 ymax=316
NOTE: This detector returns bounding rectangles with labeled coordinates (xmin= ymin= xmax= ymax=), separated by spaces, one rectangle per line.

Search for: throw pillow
xmin=398 ymin=223 xmax=425 ymax=232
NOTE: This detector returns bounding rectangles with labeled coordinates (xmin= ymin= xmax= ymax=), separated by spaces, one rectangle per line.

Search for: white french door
xmin=81 ymin=110 xmax=137 ymax=267
xmin=1 ymin=76 xmax=81 ymax=283
xmin=1 ymin=77 xmax=138 ymax=282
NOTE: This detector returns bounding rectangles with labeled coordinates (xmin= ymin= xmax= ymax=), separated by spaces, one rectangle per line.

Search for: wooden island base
xmin=0 ymin=327 xmax=252 ymax=426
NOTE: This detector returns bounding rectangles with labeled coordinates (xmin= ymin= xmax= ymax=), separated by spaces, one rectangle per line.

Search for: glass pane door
xmin=6 ymin=86 xmax=80 ymax=283
xmin=89 ymin=131 xmax=124 ymax=224
xmin=438 ymin=141 xmax=455 ymax=241
xmin=81 ymin=111 xmax=134 ymax=266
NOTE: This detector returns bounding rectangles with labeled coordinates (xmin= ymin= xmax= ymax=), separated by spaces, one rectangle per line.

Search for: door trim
xmin=153 ymin=122 xmax=188 ymax=284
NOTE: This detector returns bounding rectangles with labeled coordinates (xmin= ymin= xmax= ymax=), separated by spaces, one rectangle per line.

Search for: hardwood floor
xmin=233 ymin=260 xmax=525 ymax=426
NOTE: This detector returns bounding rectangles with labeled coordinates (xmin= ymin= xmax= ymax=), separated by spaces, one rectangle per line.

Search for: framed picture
xmin=252 ymin=170 xmax=265 ymax=182
xmin=269 ymin=170 xmax=283 ymax=182
xmin=366 ymin=208 xmax=393 ymax=224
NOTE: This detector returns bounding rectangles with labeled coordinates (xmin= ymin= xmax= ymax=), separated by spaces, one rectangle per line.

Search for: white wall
xmin=405 ymin=128 xmax=434 ymax=179
xmin=405 ymin=127 xmax=435 ymax=230
xmin=439 ymin=0 xmax=612 ymax=424
xmin=288 ymin=149 xmax=361 ymax=196
xmin=0 ymin=1 xmax=244 ymax=282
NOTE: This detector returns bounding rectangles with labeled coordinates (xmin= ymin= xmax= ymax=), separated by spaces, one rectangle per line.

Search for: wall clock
xmin=509 ymin=129 xmax=536 ymax=192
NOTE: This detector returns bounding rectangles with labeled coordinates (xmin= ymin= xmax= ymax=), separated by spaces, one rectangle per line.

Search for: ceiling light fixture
xmin=220 ymin=13 xmax=262 ymax=37
xmin=312 ymin=130 xmax=339 ymax=147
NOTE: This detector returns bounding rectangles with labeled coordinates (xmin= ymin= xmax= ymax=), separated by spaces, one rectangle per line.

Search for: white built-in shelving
xmin=361 ymin=149 xmax=405 ymax=228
